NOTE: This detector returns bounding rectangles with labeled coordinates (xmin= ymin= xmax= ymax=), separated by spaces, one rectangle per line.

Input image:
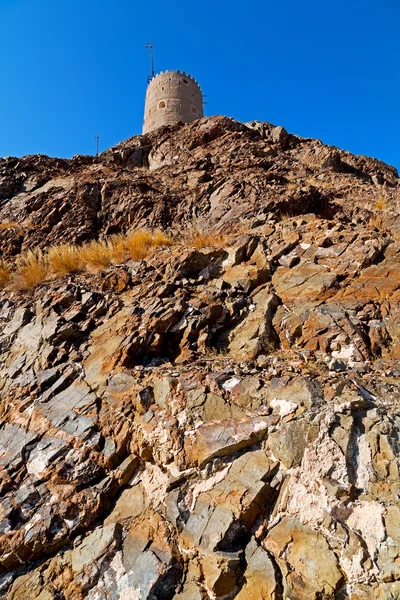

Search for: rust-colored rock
xmin=1 ymin=115 xmax=400 ymax=598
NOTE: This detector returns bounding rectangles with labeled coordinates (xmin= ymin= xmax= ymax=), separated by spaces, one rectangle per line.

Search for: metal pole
xmin=95 ymin=134 xmax=99 ymax=157
xmin=145 ymin=43 xmax=155 ymax=81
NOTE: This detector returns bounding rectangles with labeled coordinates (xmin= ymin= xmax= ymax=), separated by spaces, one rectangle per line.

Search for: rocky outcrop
xmin=1 ymin=116 xmax=400 ymax=598
xmin=1 ymin=116 xmax=399 ymax=257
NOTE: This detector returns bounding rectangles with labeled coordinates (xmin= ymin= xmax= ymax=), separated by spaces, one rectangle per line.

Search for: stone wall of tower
xmin=142 ymin=71 xmax=203 ymax=134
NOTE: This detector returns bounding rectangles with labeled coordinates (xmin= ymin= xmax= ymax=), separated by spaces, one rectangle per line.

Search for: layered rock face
xmin=1 ymin=117 xmax=400 ymax=599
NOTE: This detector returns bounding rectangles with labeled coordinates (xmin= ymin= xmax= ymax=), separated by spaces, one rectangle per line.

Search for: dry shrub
xmin=0 ymin=229 xmax=173 ymax=291
xmin=125 ymin=230 xmax=172 ymax=260
xmin=187 ymin=229 xmax=226 ymax=249
xmin=47 ymin=244 xmax=83 ymax=276
xmin=109 ymin=235 xmax=128 ymax=263
xmin=78 ymin=240 xmax=114 ymax=270
xmin=277 ymin=208 xmax=297 ymax=222
xmin=125 ymin=232 xmax=154 ymax=260
xmin=0 ymin=263 xmax=10 ymax=288
xmin=0 ymin=222 xmax=19 ymax=230
xmin=14 ymin=250 xmax=48 ymax=290
xmin=150 ymin=230 xmax=172 ymax=248
xmin=370 ymin=214 xmax=385 ymax=231
xmin=375 ymin=196 xmax=387 ymax=211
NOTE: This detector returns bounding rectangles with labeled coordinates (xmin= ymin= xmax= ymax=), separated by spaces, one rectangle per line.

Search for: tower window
xmin=162 ymin=86 xmax=165 ymax=91
xmin=192 ymin=92 xmax=195 ymax=97
xmin=159 ymin=101 xmax=166 ymax=109
xmin=192 ymin=107 xmax=197 ymax=113
xmin=183 ymin=79 xmax=188 ymax=84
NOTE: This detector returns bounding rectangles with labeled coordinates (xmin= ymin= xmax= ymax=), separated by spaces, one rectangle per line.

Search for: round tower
xmin=142 ymin=70 xmax=203 ymax=134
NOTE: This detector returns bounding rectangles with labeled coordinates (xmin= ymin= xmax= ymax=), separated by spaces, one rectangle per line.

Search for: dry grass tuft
xmin=375 ymin=195 xmax=387 ymax=211
xmin=78 ymin=240 xmax=114 ymax=270
xmin=187 ymin=230 xmax=226 ymax=249
xmin=125 ymin=230 xmax=172 ymax=260
xmin=109 ymin=234 xmax=128 ymax=263
xmin=0 ymin=222 xmax=20 ymax=230
xmin=47 ymin=244 xmax=83 ymax=276
xmin=125 ymin=231 xmax=157 ymax=260
xmin=0 ymin=263 xmax=10 ymax=288
xmin=369 ymin=214 xmax=385 ymax=231
xmin=151 ymin=230 xmax=173 ymax=248
xmin=14 ymin=250 xmax=48 ymax=290
xmin=0 ymin=229 xmax=173 ymax=291
xmin=277 ymin=209 xmax=295 ymax=222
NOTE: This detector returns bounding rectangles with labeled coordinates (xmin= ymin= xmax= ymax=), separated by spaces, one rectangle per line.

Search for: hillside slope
xmin=1 ymin=116 xmax=400 ymax=599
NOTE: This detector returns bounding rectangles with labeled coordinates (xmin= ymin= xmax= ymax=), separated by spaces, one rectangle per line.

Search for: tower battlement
xmin=142 ymin=70 xmax=203 ymax=134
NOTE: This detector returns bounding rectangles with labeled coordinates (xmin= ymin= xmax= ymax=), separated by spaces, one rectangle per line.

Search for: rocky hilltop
xmin=1 ymin=116 xmax=400 ymax=599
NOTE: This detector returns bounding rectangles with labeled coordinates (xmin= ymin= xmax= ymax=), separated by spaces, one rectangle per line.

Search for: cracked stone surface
xmin=1 ymin=115 xmax=400 ymax=598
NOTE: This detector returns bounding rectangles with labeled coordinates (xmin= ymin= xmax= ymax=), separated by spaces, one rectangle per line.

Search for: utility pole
xmin=145 ymin=42 xmax=155 ymax=82
xmin=95 ymin=134 xmax=99 ymax=157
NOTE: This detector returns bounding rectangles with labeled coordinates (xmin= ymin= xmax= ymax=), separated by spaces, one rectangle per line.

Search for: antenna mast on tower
xmin=145 ymin=43 xmax=155 ymax=83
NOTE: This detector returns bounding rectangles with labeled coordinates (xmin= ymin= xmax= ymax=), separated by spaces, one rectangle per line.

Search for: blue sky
xmin=1 ymin=0 xmax=399 ymax=168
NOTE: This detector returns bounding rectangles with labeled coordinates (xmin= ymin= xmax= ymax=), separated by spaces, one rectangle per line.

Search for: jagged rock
xmin=267 ymin=417 xmax=318 ymax=468
xmin=221 ymin=234 xmax=260 ymax=268
xmin=264 ymin=517 xmax=343 ymax=599
xmin=175 ymin=582 xmax=202 ymax=599
xmin=184 ymin=416 xmax=278 ymax=467
xmin=1 ymin=115 xmax=400 ymax=597
xmin=71 ymin=523 xmax=122 ymax=577
xmin=175 ymin=249 xmax=210 ymax=278
xmin=0 ymin=423 xmax=39 ymax=473
xmin=181 ymin=450 xmax=273 ymax=552
xmin=202 ymin=551 xmax=242 ymax=596
xmin=236 ymin=538 xmax=279 ymax=600
xmin=228 ymin=286 xmax=280 ymax=360
xmin=272 ymin=262 xmax=339 ymax=302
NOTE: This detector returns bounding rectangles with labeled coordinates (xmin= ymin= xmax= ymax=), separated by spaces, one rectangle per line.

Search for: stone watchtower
xmin=142 ymin=71 xmax=203 ymax=134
